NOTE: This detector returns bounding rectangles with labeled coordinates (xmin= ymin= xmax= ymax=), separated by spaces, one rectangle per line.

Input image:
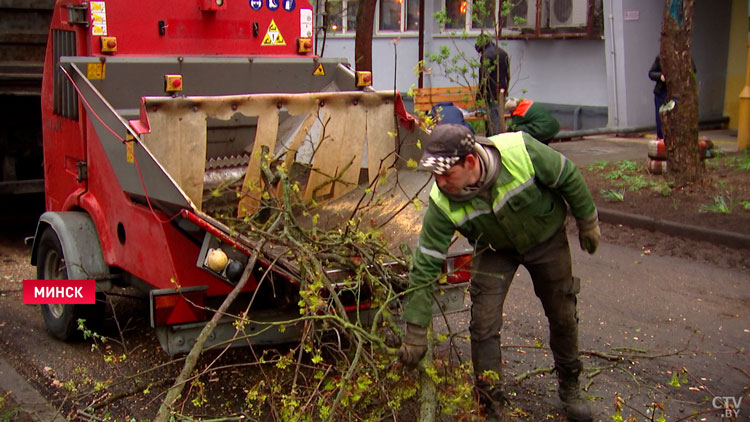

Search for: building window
xmin=444 ymin=0 xmax=496 ymax=31
xmin=325 ymin=0 xmax=359 ymax=33
xmin=497 ymin=0 xmax=604 ymax=40
xmin=378 ymin=0 xmax=420 ymax=32
xmin=471 ymin=0 xmax=496 ymax=29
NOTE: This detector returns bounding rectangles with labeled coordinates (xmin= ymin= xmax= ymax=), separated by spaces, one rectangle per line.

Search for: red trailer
xmin=30 ymin=0 xmax=470 ymax=355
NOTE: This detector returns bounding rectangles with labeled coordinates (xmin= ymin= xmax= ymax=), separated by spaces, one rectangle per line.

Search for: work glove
xmin=397 ymin=322 xmax=428 ymax=365
xmin=576 ymin=211 xmax=601 ymax=254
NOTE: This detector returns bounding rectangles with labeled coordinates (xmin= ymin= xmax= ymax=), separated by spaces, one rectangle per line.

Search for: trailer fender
xmin=31 ymin=211 xmax=111 ymax=290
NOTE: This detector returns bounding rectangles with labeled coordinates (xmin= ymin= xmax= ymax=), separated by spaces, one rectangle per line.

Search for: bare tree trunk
xmin=354 ymin=0 xmax=375 ymax=73
xmin=418 ymin=325 xmax=437 ymax=422
xmin=659 ymin=0 xmax=702 ymax=186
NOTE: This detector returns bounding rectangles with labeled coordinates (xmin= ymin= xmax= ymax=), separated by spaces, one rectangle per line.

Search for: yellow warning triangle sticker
xmin=313 ymin=63 xmax=325 ymax=76
xmin=261 ymin=20 xmax=286 ymax=46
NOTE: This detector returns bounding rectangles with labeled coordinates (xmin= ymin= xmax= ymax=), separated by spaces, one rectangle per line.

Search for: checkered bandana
xmin=420 ymin=155 xmax=462 ymax=175
xmin=419 ymin=124 xmax=476 ymax=175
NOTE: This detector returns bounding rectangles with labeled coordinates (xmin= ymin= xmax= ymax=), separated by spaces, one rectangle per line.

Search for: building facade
xmin=317 ymin=0 xmax=739 ymax=131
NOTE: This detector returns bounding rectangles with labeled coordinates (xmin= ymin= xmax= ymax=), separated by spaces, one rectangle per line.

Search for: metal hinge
xmin=76 ymin=161 xmax=88 ymax=182
xmin=67 ymin=3 xmax=89 ymax=27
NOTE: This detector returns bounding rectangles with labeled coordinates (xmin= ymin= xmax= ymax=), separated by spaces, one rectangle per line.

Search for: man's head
xmin=475 ymin=33 xmax=492 ymax=53
xmin=419 ymin=124 xmax=481 ymax=194
xmin=419 ymin=124 xmax=475 ymax=174
xmin=504 ymin=97 xmax=518 ymax=111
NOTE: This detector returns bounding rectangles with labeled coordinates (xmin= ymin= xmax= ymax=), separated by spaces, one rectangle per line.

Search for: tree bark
xmin=659 ymin=0 xmax=702 ymax=186
xmin=354 ymin=0 xmax=376 ymax=73
xmin=418 ymin=325 xmax=437 ymax=422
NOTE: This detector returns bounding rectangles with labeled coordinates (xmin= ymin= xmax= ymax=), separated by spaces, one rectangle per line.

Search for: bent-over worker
xmin=399 ymin=124 xmax=599 ymax=422
xmin=505 ymin=97 xmax=560 ymax=144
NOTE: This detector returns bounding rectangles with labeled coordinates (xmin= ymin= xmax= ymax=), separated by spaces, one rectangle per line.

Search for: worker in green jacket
xmin=398 ymin=124 xmax=599 ymax=422
xmin=505 ymin=97 xmax=561 ymax=144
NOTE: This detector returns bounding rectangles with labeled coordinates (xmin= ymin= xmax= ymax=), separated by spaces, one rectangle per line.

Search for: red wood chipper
xmin=30 ymin=0 xmax=471 ymax=355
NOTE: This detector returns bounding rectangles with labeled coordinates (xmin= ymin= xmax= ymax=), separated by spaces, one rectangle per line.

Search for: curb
xmin=0 ymin=356 xmax=67 ymax=422
xmin=598 ymin=208 xmax=750 ymax=250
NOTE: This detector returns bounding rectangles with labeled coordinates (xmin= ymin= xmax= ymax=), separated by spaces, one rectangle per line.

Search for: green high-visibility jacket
xmin=508 ymin=99 xmax=560 ymax=143
xmin=402 ymin=131 xmax=595 ymax=327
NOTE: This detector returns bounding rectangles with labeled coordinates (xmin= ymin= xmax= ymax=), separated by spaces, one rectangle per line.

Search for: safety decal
xmin=86 ymin=63 xmax=106 ymax=80
xmin=125 ymin=135 xmax=135 ymax=163
xmin=313 ymin=63 xmax=325 ymax=76
xmin=300 ymin=8 xmax=313 ymax=37
xmin=90 ymin=1 xmax=107 ymax=36
xmin=249 ymin=0 xmax=262 ymax=10
xmin=282 ymin=0 xmax=295 ymax=11
xmin=267 ymin=0 xmax=279 ymax=10
xmin=261 ymin=20 xmax=286 ymax=46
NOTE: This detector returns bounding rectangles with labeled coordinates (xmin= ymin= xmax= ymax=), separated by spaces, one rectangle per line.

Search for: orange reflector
xmin=150 ymin=287 xmax=207 ymax=326
xmin=445 ymin=253 xmax=472 ymax=284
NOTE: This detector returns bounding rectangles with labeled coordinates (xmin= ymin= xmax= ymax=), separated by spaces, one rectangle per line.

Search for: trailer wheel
xmin=37 ymin=227 xmax=103 ymax=340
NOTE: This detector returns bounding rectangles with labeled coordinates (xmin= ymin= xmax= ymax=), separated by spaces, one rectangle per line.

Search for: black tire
xmin=37 ymin=227 xmax=104 ymax=340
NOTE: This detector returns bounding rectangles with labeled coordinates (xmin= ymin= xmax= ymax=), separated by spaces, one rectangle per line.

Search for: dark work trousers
xmin=654 ymin=91 xmax=667 ymax=139
xmin=485 ymin=93 xmax=508 ymax=136
xmin=485 ymin=99 xmax=501 ymax=136
xmin=469 ymin=226 xmax=582 ymax=397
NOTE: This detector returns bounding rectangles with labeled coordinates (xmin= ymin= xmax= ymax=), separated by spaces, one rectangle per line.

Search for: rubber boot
xmin=478 ymin=385 xmax=509 ymax=422
xmin=557 ymin=366 xmax=593 ymax=422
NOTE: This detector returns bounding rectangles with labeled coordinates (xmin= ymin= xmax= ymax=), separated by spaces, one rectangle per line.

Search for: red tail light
xmin=444 ymin=253 xmax=472 ymax=284
xmin=150 ymin=287 xmax=207 ymax=327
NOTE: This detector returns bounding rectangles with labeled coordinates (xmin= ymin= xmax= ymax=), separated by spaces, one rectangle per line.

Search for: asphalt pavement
xmin=497 ymin=224 xmax=750 ymax=420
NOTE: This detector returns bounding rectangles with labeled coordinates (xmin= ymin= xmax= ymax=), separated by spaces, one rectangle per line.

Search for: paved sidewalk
xmin=551 ymin=128 xmax=741 ymax=168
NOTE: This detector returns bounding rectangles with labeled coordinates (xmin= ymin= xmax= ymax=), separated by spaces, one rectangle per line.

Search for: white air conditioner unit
xmin=549 ymin=0 xmax=588 ymax=27
xmin=504 ymin=0 xmax=546 ymax=29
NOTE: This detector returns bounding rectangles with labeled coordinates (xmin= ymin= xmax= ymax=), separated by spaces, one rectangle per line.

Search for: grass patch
xmin=733 ymin=150 xmax=750 ymax=170
xmin=600 ymin=189 xmax=625 ymax=202
xmin=617 ymin=160 xmax=641 ymax=172
xmin=709 ymin=150 xmax=750 ymax=171
xmin=586 ymin=160 xmax=608 ymax=171
xmin=583 ymin=155 xmax=749 ymax=208
xmin=699 ymin=195 xmax=733 ymax=214
xmin=0 ymin=394 xmax=22 ymax=422
xmin=621 ymin=174 xmax=648 ymax=191
xmin=650 ymin=180 xmax=673 ymax=196
xmin=589 ymin=159 xmax=671 ymax=196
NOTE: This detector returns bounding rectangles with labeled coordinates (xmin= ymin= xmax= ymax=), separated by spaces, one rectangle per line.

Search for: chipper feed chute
xmin=134 ymin=91 xmax=399 ymax=218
